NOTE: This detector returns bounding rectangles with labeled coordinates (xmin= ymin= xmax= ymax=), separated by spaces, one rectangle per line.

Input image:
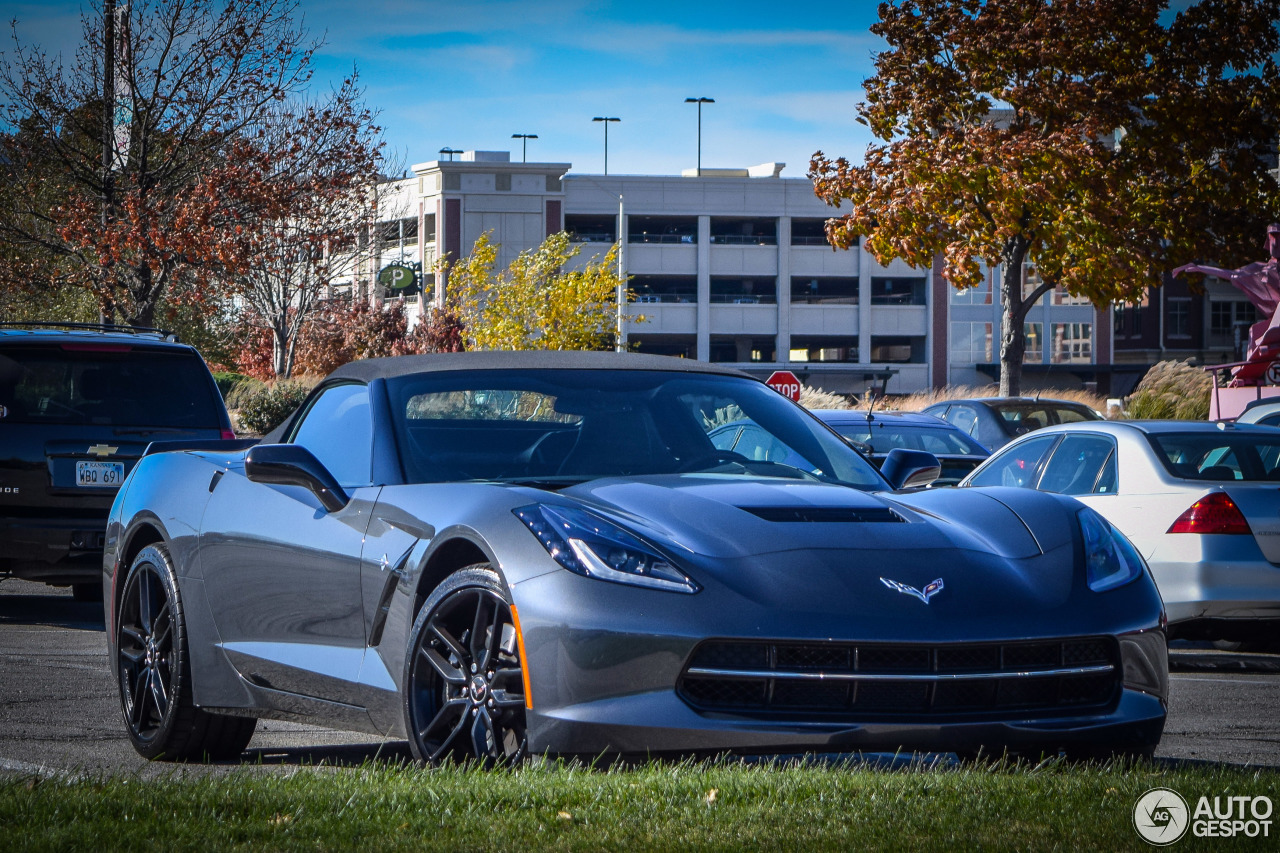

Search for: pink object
xmin=1174 ymin=224 xmax=1280 ymax=388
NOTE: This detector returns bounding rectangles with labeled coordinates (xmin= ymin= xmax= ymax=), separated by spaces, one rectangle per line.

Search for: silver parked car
xmin=960 ymin=420 xmax=1280 ymax=644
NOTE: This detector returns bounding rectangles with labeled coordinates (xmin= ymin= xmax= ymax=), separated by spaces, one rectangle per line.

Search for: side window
xmin=1037 ymin=434 xmax=1117 ymax=496
xmin=1095 ymin=451 xmax=1117 ymax=494
xmin=967 ymin=434 xmax=1058 ymax=489
xmin=1055 ymin=407 xmax=1092 ymax=424
xmin=291 ymin=383 xmax=373 ymax=488
xmin=944 ymin=405 xmax=979 ymax=437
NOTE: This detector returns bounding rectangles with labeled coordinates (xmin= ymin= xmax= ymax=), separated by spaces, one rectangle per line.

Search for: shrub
xmin=799 ymin=385 xmax=854 ymax=410
xmin=211 ymin=371 xmax=252 ymax=400
xmin=232 ymin=378 xmax=317 ymax=436
xmin=1125 ymin=360 xmax=1211 ymax=420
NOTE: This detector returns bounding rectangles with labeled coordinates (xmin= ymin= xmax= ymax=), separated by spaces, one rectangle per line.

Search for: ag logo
xmin=1134 ymin=787 xmax=1189 ymax=846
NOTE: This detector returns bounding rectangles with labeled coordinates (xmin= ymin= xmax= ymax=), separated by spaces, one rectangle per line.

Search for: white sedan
xmin=960 ymin=420 xmax=1280 ymax=647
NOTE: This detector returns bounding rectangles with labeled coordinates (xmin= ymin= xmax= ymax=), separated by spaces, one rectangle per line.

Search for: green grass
xmin=2 ymin=758 xmax=1277 ymax=851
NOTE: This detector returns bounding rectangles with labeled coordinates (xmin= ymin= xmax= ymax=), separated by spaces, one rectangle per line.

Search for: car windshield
xmin=0 ymin=345 xmax=222 ymax=427
xmin=1147 ymin=432 xmax=1280 ymax=481
xmin=386 ymin=369 xmax=887 ymax=489
xmin=829 ymin=421 xmax=987 ymax=456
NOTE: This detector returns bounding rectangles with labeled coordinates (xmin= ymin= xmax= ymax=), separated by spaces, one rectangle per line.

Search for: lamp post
xmin=511 ymin=133 xmax=538 ymax=162
xmin=592 ymin=117 xmax=620 ymax=175
xmin=684 ymin=97 xmax=714 ymax=177
xmin=438 ymin=147 xmax=461 ymax=161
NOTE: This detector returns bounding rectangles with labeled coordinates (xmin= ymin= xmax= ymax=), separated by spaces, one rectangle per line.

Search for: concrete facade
xmin=353 ymin=151 xmax=1114 ymax=396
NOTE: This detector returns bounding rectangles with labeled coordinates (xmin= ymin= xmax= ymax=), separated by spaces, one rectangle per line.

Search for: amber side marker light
xmin=509 ymin=605 xmax=533 ymax=710
xmin=1167 ymin=491 xmax=1252 ymax=535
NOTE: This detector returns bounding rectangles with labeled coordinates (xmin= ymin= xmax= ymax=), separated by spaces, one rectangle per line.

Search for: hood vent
xmin=742 ymin=506 xmax=904 ymax=524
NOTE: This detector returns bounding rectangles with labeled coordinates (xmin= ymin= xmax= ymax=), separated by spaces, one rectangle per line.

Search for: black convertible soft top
xmin=327 ymin=350 xmax=754 ymax=383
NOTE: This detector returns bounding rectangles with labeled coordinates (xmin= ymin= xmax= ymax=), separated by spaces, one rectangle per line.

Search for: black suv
xmin=0 ymin=322 xmax=234 ymax=599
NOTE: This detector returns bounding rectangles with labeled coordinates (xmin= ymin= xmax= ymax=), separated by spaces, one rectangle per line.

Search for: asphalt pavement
xmin=0 ymin=578 xmax=1277 ymax=777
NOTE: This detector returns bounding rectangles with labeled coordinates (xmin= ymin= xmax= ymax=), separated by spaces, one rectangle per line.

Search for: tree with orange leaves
xmin=811 ymin=0 xmax=1280 ymax=395
xmin=0 ymin=0 xmax=374 ymax=330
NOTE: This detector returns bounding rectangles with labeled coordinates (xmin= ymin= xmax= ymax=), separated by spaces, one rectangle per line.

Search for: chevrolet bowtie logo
xmin=87 ymin=444 xmax=119 ymax=457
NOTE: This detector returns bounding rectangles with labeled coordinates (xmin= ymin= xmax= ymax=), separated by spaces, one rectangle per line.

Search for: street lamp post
xmin=684 ymin=97 xmax=714 ymax=177
xmin=592 ymin=117 xmax=620 ymax=175
xmin=438 ymin=147 xmax=461 ymax=161
xmin=511 ymin=133 xmax=538 ymax=162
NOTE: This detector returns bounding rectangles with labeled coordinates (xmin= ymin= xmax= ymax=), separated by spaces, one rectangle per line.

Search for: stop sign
xmin=766 ymin=370 xmax=803 ymax=402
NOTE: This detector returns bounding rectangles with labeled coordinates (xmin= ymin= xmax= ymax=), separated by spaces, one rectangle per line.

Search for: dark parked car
xmin=105 ymin=351 xmax=1166 ymax=764
xmin=812 ymin=410 xmax=990 ymax=486
xmin=1232 ymin=397 xmax=1280 ymax=427
xmin=922 ymin=397 xmax=1103 ymax=450
xmin=0 ymin=322 xmax=234 ymax=599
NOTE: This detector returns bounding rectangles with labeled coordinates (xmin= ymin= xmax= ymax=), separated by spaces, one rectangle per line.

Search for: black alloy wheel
xmin=117 ymin=550 xmax=177 ymax=748
xmin=115 ymin=544 xmax=255 ymax=761
xmin=405 ymin=565 xmax=527 ymax=764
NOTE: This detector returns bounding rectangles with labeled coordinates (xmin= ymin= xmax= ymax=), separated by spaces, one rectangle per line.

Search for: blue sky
xmin=1 ymin=0 xmax=885 ymax=177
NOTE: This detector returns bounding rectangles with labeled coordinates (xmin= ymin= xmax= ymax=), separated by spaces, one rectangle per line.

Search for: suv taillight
xmin=1167 ymin=492 xmax=1251 ymax=535
xmin=220 ymin=428 xmax=236 ymax=440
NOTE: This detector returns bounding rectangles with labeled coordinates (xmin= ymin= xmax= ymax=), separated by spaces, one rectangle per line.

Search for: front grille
xmin=677 ymin=638 xmax=1120 ymax=720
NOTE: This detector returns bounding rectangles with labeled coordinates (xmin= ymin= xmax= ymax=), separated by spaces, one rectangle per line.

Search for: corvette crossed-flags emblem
xmin=879 ymin=576 xmax=945 ymax=604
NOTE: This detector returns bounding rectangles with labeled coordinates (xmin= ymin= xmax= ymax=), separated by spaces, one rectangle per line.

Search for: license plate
xmin=76 ymin=460 xmax=124 ymax=487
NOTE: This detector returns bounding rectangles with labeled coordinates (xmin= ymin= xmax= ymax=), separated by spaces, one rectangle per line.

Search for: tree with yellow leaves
xmin=448 ymin=231 xmax=635 ymax=351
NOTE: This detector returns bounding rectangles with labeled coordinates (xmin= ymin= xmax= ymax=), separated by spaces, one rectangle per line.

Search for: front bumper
xmin=512 ymin=565 xmax=1168 ymax=757
xmin=529 ymin=688 xmax=1167 ymax=758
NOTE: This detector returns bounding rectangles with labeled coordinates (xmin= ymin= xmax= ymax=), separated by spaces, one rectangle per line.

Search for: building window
xmin=628 ymin=215 xmax=696 ymax=244
xmin=790 ymin=218 xmax=831 ymax=246
xmin=870 ymin=336 xmax=924 ymax=363
xmin=870 ymin=277 xmax=926 ymax=306
xmin=377 ymin=218 xmax=418 ymax=249
xmin=1210 ymin=300 xmax=1258 ymax=334
xmin=1024 ymin=262 xmax=1044 ymax=302
xmin=1024 ymin=323 xmax=1043 ymax=363
xmin=710 ymin=217 xmax=777 ymax=245
xmin=950 ymin=322 xmax=993 ymax=365
xmin=790 ymin=336 xmax=858 ymax=363
xmin=1051 ymin=323 xmax=1092 ymax=363
xmin=631 ymin=336 xmax=695 ymax=359
xmin=710 ymin=277 xmax=776 ymax=304
xmin=565 ymin=214 xmax=616 ymax=243
xmin=710 ymin=337 xmax=776 ymax=363
xmin=950 ymin=274 xmax=992 ymax=305
xmin=629 ymin=275 xmax=696 ymax=304
xmin=1052 ymin=283 xmax=1092 ymax=306
xmin=791 ymin=277 xmax=857 ymax=305
xmin=1168 ymin=298 xmax=1190 ymax=338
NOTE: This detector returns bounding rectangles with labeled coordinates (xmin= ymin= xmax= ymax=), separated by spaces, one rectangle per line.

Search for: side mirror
xmin=245 ymin=444 xmax=349 ymax=512
xmin=881 ymin=448 xmax=941 ymax=490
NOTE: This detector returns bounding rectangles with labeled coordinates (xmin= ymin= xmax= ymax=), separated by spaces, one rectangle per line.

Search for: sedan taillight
xmin=220 ymin=428 xmax=236 ymax=440
xmin=1167 ymin=492 xmax=1252 ymax=535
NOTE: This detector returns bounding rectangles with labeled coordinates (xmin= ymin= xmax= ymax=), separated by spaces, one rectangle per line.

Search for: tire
xmin=403 ymin=564 xmax=528 ymax=765
xmin=115 ymin=544 xmax=256 ymax=761
xmin=71 ymin=582 xmax=102 ymax=603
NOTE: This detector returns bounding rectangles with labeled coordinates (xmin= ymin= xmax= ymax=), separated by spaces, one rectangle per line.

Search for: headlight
xmin=514 ymin=504 xmax=700 ymax=594
xmin=1078 ymin=507 xmax=1145 ymax=592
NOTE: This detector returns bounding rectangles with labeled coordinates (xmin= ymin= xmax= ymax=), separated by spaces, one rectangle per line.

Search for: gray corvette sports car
xmin=104 ymin=352 xmax=1169 ymax=763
